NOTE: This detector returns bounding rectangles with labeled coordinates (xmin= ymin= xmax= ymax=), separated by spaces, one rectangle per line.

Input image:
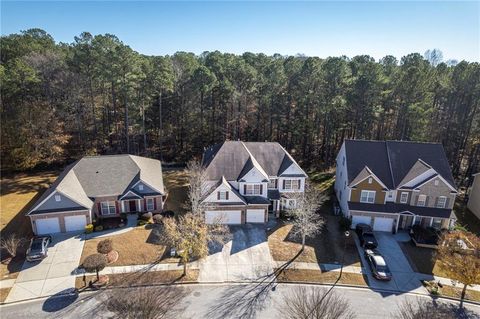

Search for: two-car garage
xmin=205 ymin=208 xmax=267 ymax=225
xmin=351 ymin=214 xmax=395 ymax=232
xmin=31 ymin=211 xmax=90 ymax=235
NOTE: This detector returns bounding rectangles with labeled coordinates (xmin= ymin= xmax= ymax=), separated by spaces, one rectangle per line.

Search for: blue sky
xmin=1 ymin=1 xmax=479 ymax=61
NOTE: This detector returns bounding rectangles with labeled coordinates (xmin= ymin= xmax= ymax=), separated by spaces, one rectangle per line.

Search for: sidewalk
xmin=273 ymin=260 xmax=364 ymax=274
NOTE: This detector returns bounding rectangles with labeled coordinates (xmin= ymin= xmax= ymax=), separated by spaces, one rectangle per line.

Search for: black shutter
xmin=260 ymin=185 xmax=263 ymax=194
xmin=226 ymin=191 xmax=229 ymax=200
xmin=244 ymin=185 xmax=247 ymax=194
xmin=283 ymin=180 xmax=286 ymax=189
xmin=217 ymin=192 xmax=220 ymax=200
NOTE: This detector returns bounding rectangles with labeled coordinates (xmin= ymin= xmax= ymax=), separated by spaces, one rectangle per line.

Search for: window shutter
xmin=445 ymin=197 xmax=450 ymax=208
xmin=414 ymin=195 xmax=419 ymax=205
xmin=97 ymin=202 xmax=101 ymax=214
xmin=144 ymin=199 xmax=147 ymax=211
xmin=115 ymin=201 xmax=119 ymax=214
xmin=283 ymin=180 xmax=286 ymax=189
xmin=260 ymin=185 xmax=263 ymax=194
xmin=226 ymin=191 xmax=229 ymax=200
xmin=244 ymin=185 xmax=247 ymax=194
xmin=434 ymin=197 xmax=439 ymax=208
xmin=154 ymin=198 xmax=157 ymax=210
xmin=425 ymin=196 xmax=430 ymax=207
xmin=217 ymin=192 xmax=220 ymax=200
xmin=298 ymin=179 xmax=301 ymax=189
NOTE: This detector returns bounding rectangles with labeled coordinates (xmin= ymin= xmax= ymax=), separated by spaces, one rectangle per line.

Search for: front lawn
xmin=80 ymin=227 xmax=180 ymax=267
xmin=76 ymin=269 xmax=198 ymax=289
xmin=439 ymin=285 xmax=480 ymax=303
xmin=275 ymin=269 xmax=368 ymax=286
xmin=268 ymin=210 xmax=361 ymax=267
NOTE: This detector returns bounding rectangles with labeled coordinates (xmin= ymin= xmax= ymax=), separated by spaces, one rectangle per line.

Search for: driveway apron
xmin=6 ymin=233 xmax=85 ymax=302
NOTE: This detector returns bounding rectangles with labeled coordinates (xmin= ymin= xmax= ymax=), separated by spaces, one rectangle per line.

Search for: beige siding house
xmin=467 ymin=173 xmax=480 ymax=220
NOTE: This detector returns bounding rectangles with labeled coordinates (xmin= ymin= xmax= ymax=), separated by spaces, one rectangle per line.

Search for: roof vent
xmin=96 ymin=171 xmax=99 ymax=174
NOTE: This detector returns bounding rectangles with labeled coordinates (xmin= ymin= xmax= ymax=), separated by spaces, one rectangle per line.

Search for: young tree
xmin=82 ymin=253 xmax=108 ymax=281
xmin=103 ymin=286 xmax=187 ymax=319
xmin=287 ymin=183 xmax=325 ymax=251
xmin=186 ymin=159 xmax=211 ymax=216
xmin=277 ymin=286 xmax=354 ymax=319
xmin=162 ymin=213 xmax=226 ymax=276
xmin=436 ymin=230 xmax=480 ymax=305
xmin=0 ymin=234 xmax=24 ymax=258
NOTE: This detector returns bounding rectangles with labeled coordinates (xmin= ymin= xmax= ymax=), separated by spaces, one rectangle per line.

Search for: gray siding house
xmin=27 ymin=155 xmax=166 ymax=235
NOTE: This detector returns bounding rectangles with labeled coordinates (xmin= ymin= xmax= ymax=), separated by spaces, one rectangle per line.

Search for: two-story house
xmin=27 ymin=155 xmax=166 ymax=235
xmin=334 ymin=140 xmax=457 ymax=233
xmin=201 ymin=141 xmax=307 ymax=224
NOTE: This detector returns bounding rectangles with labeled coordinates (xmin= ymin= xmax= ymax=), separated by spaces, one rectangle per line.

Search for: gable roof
xmin=344 ymin=140 xmax=456 ymax=190
xmin=28 ymin=155 xmax=164 ymax=215
xmin=202 ymin=141 xmax=306 ymax=181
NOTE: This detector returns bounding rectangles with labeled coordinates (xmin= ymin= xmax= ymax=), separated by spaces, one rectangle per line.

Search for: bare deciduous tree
xmin=186 ymin=159 xmax=211 ymax=216
xmin=287 ymin=182 xmax=326 ymax=250
xmin=277 ymin=286 xmax=354 ymax=319
xmin=104 ymin=286 xmax=188 ymax=319
xmin=0 ymin=234 xmax=25 ymax=258
xmin=394 ymin=298 xmax=458 ymax=319
xmin=162 ymin=213 xmax=227 ymax=276
xmin=437 ymin=230 xmax=480 ymax=305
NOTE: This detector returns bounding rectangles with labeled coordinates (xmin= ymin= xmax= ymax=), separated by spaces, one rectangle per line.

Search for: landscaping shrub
xmin=338 ymin=216 xmax=352 ymax=231
xmin=161 ymin=210 xmax=175 ymax=218
xmin=153 ymin=214 xmax=163 ymax=224
xmin=94 ymin=225 xmax=104 ymax=232
xmin=85 ymin=224 xmax=94 ymax=234
xmin=137 ymin=220 xmax=147 ymax=226
xmin=140 ymin=212 xmax=153 ymax=221
xmin=97 ymin=239 xmax=113 ymax=254
xmin=120 ymin=212 xmax=128 ymax=221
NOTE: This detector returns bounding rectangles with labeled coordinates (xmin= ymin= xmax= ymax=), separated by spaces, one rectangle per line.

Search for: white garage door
xmin=65 ymin=215 xmax=87 ymax=232
xmin=36 ymin=218 xmax=61 ymax=235
xmin=351 ymin=215 xmax=371 ymax=228
xmin=205 ymin=211 xmax=242 ymax=225
xmin=373 ymin=217 xmax=394 ymax=232
xmin=246 ymin=209 xmax=265 ymax=223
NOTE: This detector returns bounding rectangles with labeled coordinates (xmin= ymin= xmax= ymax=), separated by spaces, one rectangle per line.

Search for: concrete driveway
xmin=198 ymin=224 xmax=274 ymax=282
xmin=356 ymin=232 xmax=427 ymax=294
xmin=6 ymin=233 xmax=84 ymax=302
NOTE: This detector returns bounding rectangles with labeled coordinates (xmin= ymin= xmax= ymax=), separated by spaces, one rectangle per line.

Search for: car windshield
xmin=376 ymin=265 xmax=389 ymax=273
xmin=364 ymin=233 xmax=375 ymax=239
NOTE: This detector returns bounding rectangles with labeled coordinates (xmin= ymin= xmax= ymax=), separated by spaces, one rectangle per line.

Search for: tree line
xmin=1 ymin=29 xmax=479 ymax=185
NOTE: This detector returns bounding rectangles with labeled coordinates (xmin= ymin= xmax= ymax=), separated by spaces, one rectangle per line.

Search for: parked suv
xmin=26 ymin=235 xmax=52 ymax=262
xmin=355 ymin=223 xmax=378 ymax=249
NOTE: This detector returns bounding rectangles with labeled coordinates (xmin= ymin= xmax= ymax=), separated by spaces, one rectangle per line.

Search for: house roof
xmin=28 ymin=155 xmax=164 ymax=215
xmin=348 ymin=202 xmax=453 ymax=218
xmin=345 ymin=140 xmax=456 ymax=190
xmin=202 ymin=141 xmax=306 ymax=181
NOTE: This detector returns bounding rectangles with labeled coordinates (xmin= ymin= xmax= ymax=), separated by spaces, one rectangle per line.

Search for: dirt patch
xmin=163 ymin=169 xmax=189 ymax=215
xmin=276 ymin=268 xmax=368 ymax=286
xmin=75 ymin=270 xmax=199 ymax=290
xmin=268 ymin=213 xmax=361 ymax=267
xmin=0 ymin=287 xmax=11 ymax=303
xmin=80 ymin=227 xmax=180 ymax=267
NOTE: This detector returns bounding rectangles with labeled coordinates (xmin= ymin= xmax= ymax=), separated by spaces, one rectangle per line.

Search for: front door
xmin=129 ymin=200 xmax=137 ymax=212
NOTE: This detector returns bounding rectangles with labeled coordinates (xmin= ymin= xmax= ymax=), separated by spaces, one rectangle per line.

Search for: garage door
xmin=373 ymin=217 xmax=394 ymax=232
xmin=246 ymin=209 xmax=265 ymax=223
xmin=205 ymin=211 xmax=242 ymax=225
xmin=351 ymin=215 xmax=371 ymax=228
xmin=65 ymin=215 xmax=87 ymax=232
xmin=36 ymin=218 xmax=61 ymax=235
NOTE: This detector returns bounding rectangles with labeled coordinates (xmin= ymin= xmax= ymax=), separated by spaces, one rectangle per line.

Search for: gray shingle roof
xmin=28 ymin=155 xmax=164 ymax=215
xmin=345 ymin=140 xmax=456 ymax=190
xmin=202 ymin=141 xmax=306 ymax=181
xmin=348 ymin=201 xmax=452 ymax=218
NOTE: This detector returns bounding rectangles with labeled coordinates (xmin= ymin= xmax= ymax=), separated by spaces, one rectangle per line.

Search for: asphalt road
xmin=1 ymin=283 xmax=479 ymax=319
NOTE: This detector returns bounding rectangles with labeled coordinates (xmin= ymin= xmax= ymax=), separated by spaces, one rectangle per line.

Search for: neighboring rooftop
xmin=344 ymin=140 xmax=456 ymax=189
xmin=202 ymin=141 xmax=306 ymax=181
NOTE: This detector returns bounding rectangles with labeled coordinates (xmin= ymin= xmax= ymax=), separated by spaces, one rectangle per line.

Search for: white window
xmin=146 ymin=198 xmax=155 ymax=211
xmin=434 ymin=180 xmax=439 ymax=186
xmin=432 ymin=218 xmax=443 ymax=230
xmin=388 ymin=191 xmax=393 ymax=198
xmin=245 ymin=184 xmax=262 ymax=195
xmin=284 ymin=179 xmax=301 ymax=190
xmin=368 ymin=177 xmax=373 ymax=184
xmin=437 ymin=196 xmax=447 ymax=208
xmin=54 ymin=195 xmax=61 ymax=202
xmin=218 ymin=191 xmax=228 ymax=200
xmin=139 ymin=184 xmax=144 ymax=191
xmin=268 ymin=179 xmax=277 ymax=189
xmin=360 ymin=190 xmax=376 ymax=203
xmin=400 ymin=192 xmax=409 ymax=204
xmin=417 ymin=194 xmax=427 ymax=207
xmin=101 ymin=201 xmax=116 ymax=215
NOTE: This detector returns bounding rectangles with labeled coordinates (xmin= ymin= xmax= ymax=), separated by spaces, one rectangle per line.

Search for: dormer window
xmin=55 ymin=195 xmax=61 ymax=202
xmin=218 ymin=191 xmax=229 ymax=200
xmin=139 ymin=184 xmax=144 ymax=191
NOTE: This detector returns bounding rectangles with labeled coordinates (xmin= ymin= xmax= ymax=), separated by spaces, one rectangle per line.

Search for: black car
xmin=26 ymin=235 xmax=52 ymax=262
xmin=355 ymin=223 xmax=378 ymax=249
xmin=364 ymin=249 xmax=392 ymax=281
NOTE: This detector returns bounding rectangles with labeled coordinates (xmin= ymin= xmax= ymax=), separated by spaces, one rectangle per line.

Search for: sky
xmin=1 ymin=1 xmax=479 ymax=62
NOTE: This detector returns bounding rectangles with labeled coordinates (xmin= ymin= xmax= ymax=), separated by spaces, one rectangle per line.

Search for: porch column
xmin=395 ymin=214 xmax=400 ymax=233
xmin=137 ymin=199 xmax=141 ymax=212
xmin=121 ymin=201 xmax=125 ymax=213
xmin=412 ymin=215 xmax=416 ymax=227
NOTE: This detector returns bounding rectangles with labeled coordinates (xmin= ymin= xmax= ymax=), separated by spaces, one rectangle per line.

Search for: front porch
xmin=397 ymin=212 xmax=453 ymax=232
